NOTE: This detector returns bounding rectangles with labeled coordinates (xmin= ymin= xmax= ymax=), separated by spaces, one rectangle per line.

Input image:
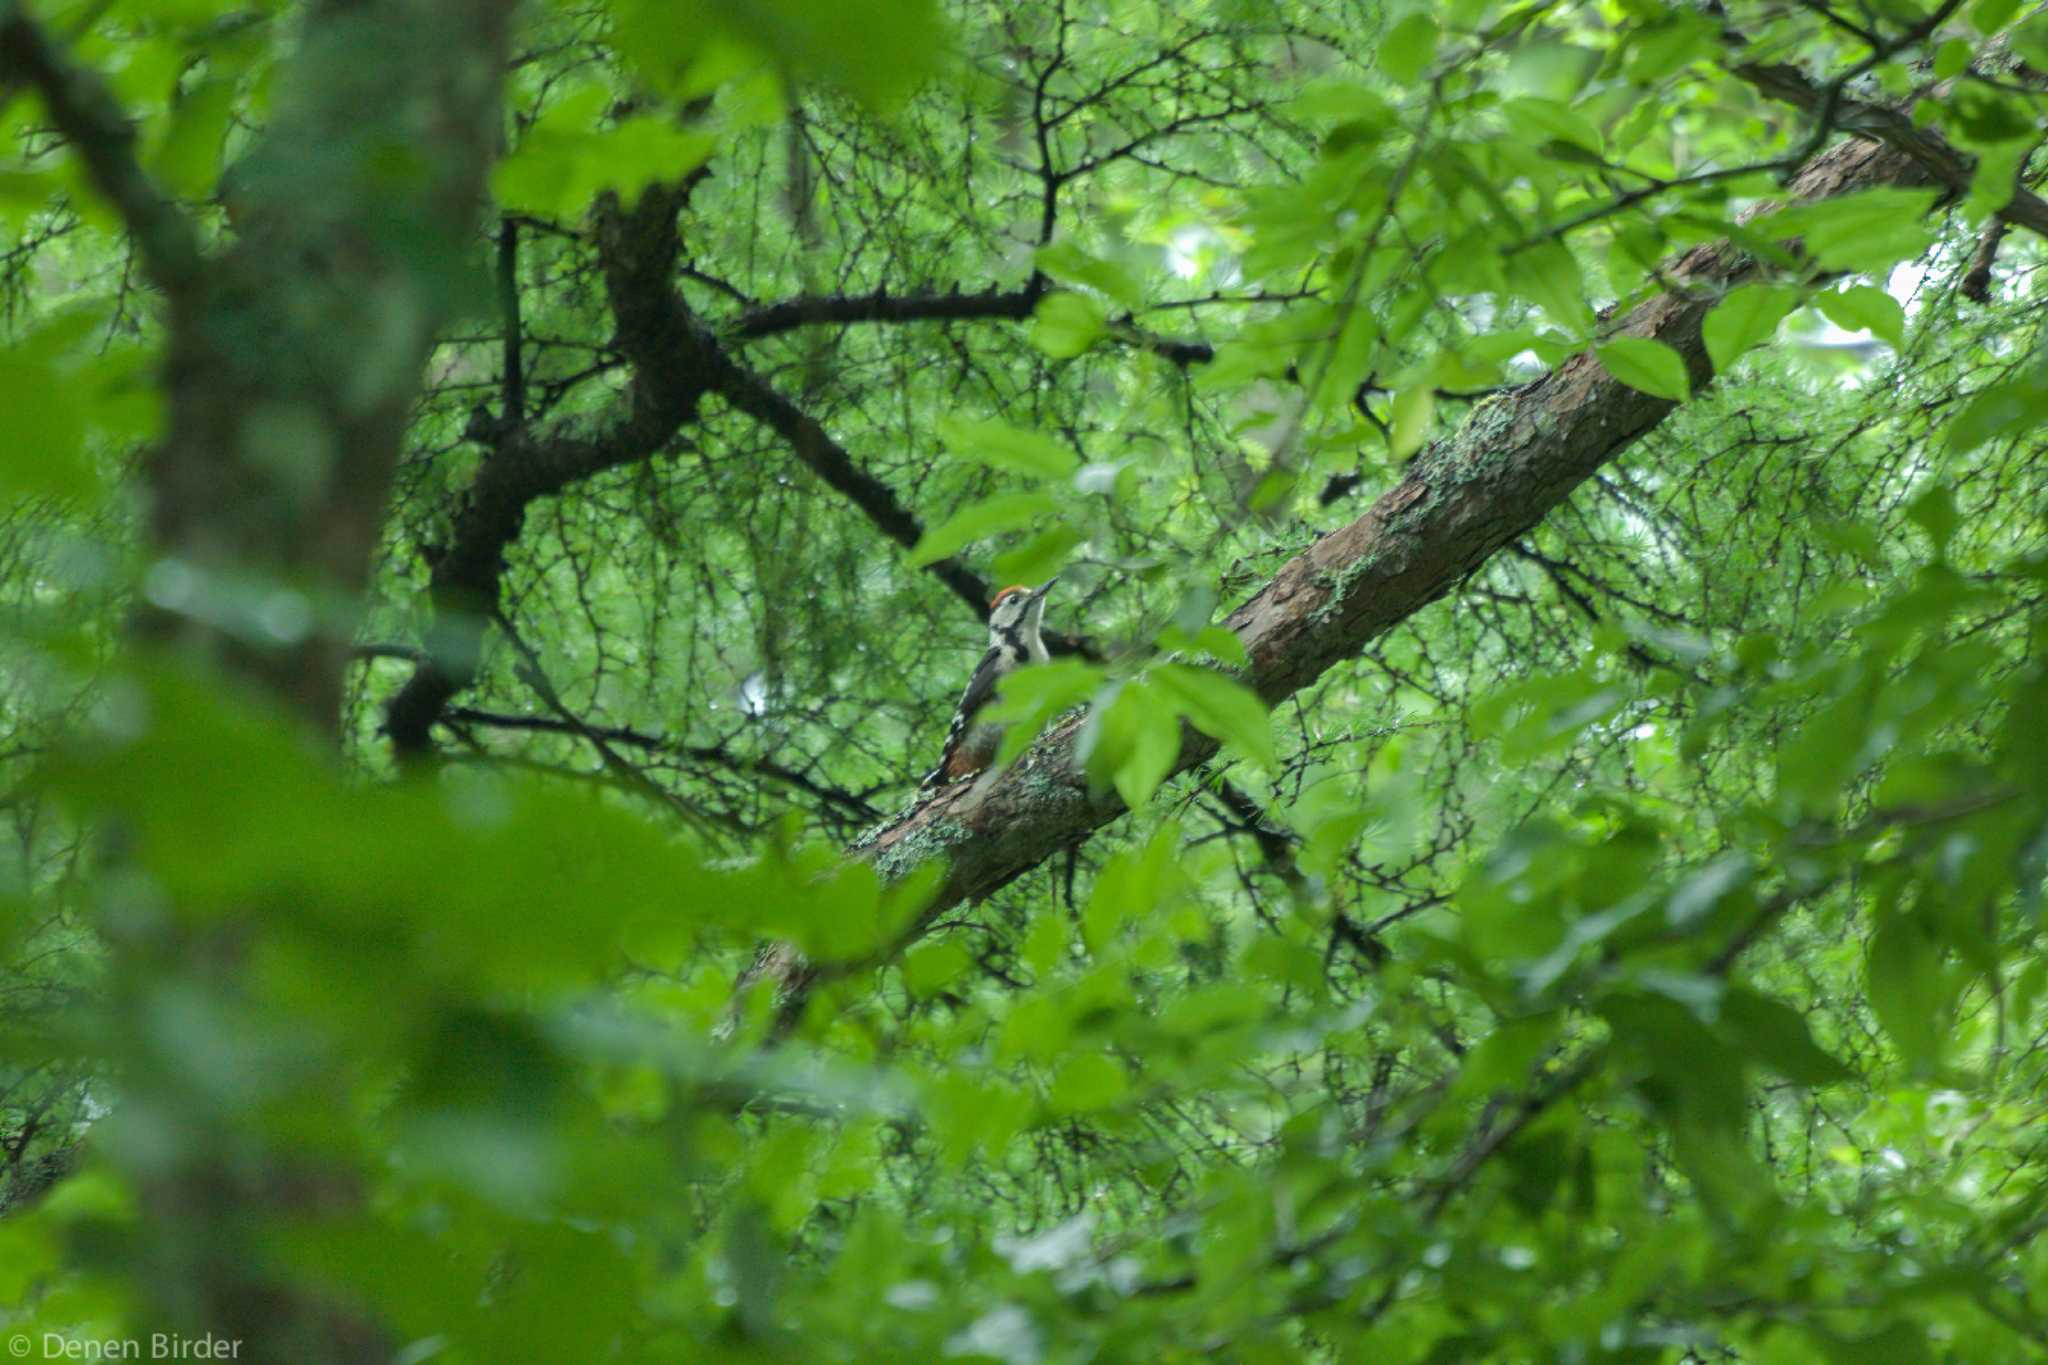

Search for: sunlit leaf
xmin=1760 ymin=188 xmax=1941 ymax=273
xmin=1815 ymin=285 xmax=1905 ymax=349
xmin=1378 ymin=13 xmax=1437 ymax=83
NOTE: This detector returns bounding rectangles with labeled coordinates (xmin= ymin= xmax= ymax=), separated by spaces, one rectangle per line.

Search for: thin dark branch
xmin=445 ymin=706 xmax=887 ymax=820
xmin=1030 ymin=0 xmax=1071 ymax=249
xmin=1961 ymin=216 xmax=2009 ymax=303
xmin=385 ymin=182 xmax=715 ymax=757
xmin=1504 ymin=161 xmax=1789 ymax=257
xmin=1058 ymin=102 xmax=1265 ymax=184
xmin=491 ymin=611 xmax=739 ymax=839
xmin=680 ymin=262 xmax=756 ymax=305
xmin=729 ymin=285 xmax=1042 ymax=341
xmin=703 ymin=346 xmax=994 ymax=616
xmin=497 ymin=216 xmax=524 ymax=420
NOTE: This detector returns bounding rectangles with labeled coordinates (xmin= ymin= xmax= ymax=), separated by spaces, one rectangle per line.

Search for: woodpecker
xmin=922 ymin=579 xmax=1057 ymax=792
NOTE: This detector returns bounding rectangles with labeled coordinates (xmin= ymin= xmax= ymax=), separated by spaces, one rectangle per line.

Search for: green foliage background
xmin=1 ymin=0 xmax=2046 ymax=1360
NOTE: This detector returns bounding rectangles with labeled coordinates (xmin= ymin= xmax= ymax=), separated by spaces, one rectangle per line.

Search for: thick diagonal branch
xmin=850 ymin=121 xmax=1934 ymax=939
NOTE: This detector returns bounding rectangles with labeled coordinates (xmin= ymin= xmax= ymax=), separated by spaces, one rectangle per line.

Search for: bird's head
xmin=988 ymin=578 xmax=1056 ymax=637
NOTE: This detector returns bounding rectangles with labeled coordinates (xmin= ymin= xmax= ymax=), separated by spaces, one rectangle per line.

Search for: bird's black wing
xmin=921 ymin=646 xmax=1004 ymax=790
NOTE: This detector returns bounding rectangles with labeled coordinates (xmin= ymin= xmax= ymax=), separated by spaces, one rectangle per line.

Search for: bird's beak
xmin=1032 ymin=576 xmax=1059 ymax=601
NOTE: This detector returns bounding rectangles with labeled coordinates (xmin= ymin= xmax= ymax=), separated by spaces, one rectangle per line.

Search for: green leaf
xmin=1906 ymin=483 xmax=1959 ymax=551
xmin=1031 ymin=291 xmax=1107 ymax=358
xmin=0 ymin=311 xmax=110 ymax=504
xmin=981 ymin=658 xmax=1104 ymax=766
xmin=1022 ymin=910 xmax=1067 ymax=977
xmin=1763 ymin=188 xmax=1941 ymax=273
xmin=1718 ymin=990 xmax=1852 ymax=1086
xmin=2013 ymin=13 xmax=2048 ymax=67
xmin=1666 ymin=853 xmax=1751 ymax=930
xmin=1501 ymin=1129 xmax=1572 ymax=1217
xmin=1085 ymin=825 xmax=1180 ymax=954
xmin=1949 ymin=86 xmax=2037 ymax=143
xmin=1388 ymin=384 xmax=1434 ymax=459
xmin=1151 ymin=664 xmax=1276 ymax=769
xmin=1867 ymin=912 xmax=1952 ymax=1071
xmin=999 ymin=995 xmax=1070 ymax=1067
xmin=1595 ymin=337 xmax=1691 ymax=402
xmin=992 ymin=524 xmax=1083 ymax=587
xmin=1509 ymin=241 xmax=1594 ymax=336
xmin=1311 ymin=304 xmax=1382 ymax=416
xmin=1050 ymin=1053 xmax=1129 ymax=1113
xmin=1499 ymin=98 xmax=1603 ymax=156
xmin=1932 ymin=37 xmax=1972 ymax=81
xmin=1815 ymin=286 xmax=1904 ymax=349
xmin=1079 ymin=680 xmax=1181 ymax=810
xmin=149 ymin=76 xmax=237 ymax=198
xmin=905 ymin=492 xmax=1056 ymax=567
xmin=1194 ymin=626 xmax=1250 ymax=668
xmin=903 ymin=941 xmax=972 ymax=999
xmin=1965 ymin=137 xmax=2029 ymax=220
xmin=613 ymin=0 xmax=945 ymax=108
xmin=1599 ymin=991 xmax=1748 ymax=1129
xmin=1479 ymin=668 xmax=1631 ymax=764
xmin=1946 ymin=378 xmax=2048 ymax=454
xmin=1972 ymin=0 xmax=2023 ymax=34
xmin=1034 ymin=240 xmax=1142 ymax=308
xmin=492 ymin=85 xmax=717 ymax=218
xmin=937 ymin=416 xmax=1081 ymax=480
xmin=1703 ymin=283 xmax=1799 ymax=373
xmin=1378 ymin=13 xmax=1438 ymax=83
xmin=928 ymin=1069 xmax=1032 ymax=1164
xmin=1446 ymin=1012 xmax=1559 ymax=1102
xmin=47 ymin=666 xmax=713 ymax=991
xmin=1625 ymin=13 xmax=1718 ymax=83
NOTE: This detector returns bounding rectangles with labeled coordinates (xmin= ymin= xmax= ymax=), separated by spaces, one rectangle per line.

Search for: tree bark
xmin=9 ymin=3 xmax=516 ymax=1359
xmin=137 ymin=0 xmax=516 ymax=730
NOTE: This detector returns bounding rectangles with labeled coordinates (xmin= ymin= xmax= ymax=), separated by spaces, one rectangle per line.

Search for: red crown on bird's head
xmin=989 ymin=585 xmax=1034 ymax=609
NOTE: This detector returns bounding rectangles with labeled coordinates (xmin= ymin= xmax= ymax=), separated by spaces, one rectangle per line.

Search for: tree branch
xmin=383 ymin=382 xmax=712 ymax=755
xmin=699 ymin=346 xmax=994 ymax=615
xmin=729 ymin=284 xmax=1042 ymax=340
xmin=492 ymin=609 xmax=738 ymax=838
xmin=0 ymin=4 xmax=203 ymax=296
xmin=386 ymin=182 xmax=715 ymax=755
xmin=1729 ymin=57 xmax=2048 ymax=241
xmin=496 ymin=215 xmax=525 ymax=420
xmin=387 ymin=183 xmax=1025 ymax=755
xmin=445 ymin=706 xmax=886 ymax=821
xmin=838 ymin=109 xmax=1939 ymax=970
